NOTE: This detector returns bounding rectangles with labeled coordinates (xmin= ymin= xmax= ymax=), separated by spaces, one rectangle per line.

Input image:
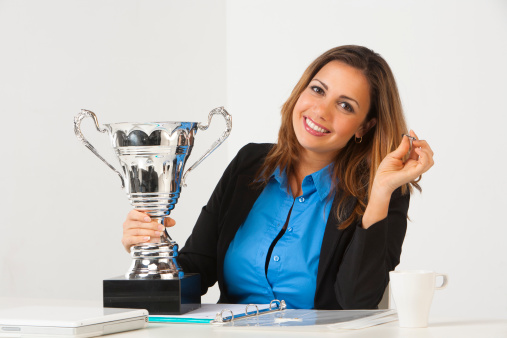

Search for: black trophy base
xmin=103 ymin=274 xmax=201 ymax=315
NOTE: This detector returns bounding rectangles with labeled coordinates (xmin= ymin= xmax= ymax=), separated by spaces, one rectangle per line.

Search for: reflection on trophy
xmin=74 ymin=107 xmax=232 ymax=314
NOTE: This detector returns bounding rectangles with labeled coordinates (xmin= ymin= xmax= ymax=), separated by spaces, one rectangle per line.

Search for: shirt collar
xmin=272 ymin=166 xmax=288 ymax=191
xmin=272 ymin=163 xmax=334 ymax=201
xmin=310 ymin=163 xmax=334 ymax=201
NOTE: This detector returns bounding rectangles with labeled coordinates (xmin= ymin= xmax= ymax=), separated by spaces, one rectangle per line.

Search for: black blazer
xmin=178 ymin=143 xmax=409 ymax=309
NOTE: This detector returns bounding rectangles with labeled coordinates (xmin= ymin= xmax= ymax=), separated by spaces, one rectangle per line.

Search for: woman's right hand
xmin=121 ymin=210 xmax=176 ymax=253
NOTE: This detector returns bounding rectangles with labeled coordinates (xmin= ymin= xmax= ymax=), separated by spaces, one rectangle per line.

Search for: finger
xmin=123 ymin=235 xmax=151 ymax=249
xmin=409 ymin=130 xmax=435 ymax=159
xmin=124 ymin=227 xmax=162 ymax=238
xmin=408 ymin=144 xmax=419 ymax=161
xmin=128 ymin=209 xmax=152 ymax=223
xmin=410 ymin=129 xmax=419 ymax=140
xmin=164 ymin=217 xmax=176 ymax=227
xmin=390 ymin=134 xmax=411 ymax=159
xmin=123 ymin=220 xmax=165 ymax=232
xmin=417 ymin=146 xmax=435 ymax=168
xmin=412 ymin=139 xmax=434 ymax=157
xmin=414 ymin=147 xmax=434 ymax=173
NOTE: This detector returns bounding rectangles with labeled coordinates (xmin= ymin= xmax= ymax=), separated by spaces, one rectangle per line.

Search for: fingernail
xmin=144 ymin=216 xmax=151 ymax=222
xmin=158 ymin=224 xmax=165 ymax=231
xmin=155 ymin=231 xmax=161 ymax=237
xmin=143 ymin=236 xmax=150 ymax=241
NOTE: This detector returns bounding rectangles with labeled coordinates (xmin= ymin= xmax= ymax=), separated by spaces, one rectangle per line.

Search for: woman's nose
xmin=312 ymin=100 xmax=332 ymax=121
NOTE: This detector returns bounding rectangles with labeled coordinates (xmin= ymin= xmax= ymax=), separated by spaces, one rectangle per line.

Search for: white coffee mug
xmin=389 ymin=270 xmax=448 ymax=328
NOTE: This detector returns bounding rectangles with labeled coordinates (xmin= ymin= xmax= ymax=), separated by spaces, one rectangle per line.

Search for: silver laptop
xmin=0 ymin=306 xmax=148 ymax=337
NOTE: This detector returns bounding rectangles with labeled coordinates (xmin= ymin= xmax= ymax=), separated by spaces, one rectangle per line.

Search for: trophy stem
xmin=125 ymin=216 xmax=183 ymax=280
xmin=152 ymin=217 xmax=172 ymax=243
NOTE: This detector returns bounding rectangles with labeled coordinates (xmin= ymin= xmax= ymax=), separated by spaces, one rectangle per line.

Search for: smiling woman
xmin=121 ymin=45 xmax=434 ymax=310
xmin=257 ymin=46 xmax=430 ymax=229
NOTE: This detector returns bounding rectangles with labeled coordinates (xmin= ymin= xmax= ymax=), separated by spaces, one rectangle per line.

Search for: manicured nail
xmin=144 ymin=216 xmax=151 ymax=222
xmin=143 ymin=236 xmax=150 ymax=241
xmin=155 ymin=231 xmax=161 ymax=237
xmin=158 ymin=224 xmax=165 ymax=231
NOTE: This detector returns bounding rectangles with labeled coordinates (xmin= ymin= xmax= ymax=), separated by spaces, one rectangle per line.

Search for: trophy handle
xmin=181 ymin=107 xmax=232 ymax=187
xmin=74 ymin=109 xmax=126 ymax=189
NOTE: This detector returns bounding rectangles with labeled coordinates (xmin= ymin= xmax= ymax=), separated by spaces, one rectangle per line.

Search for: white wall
xmin=1 ymin=0 xmax=506 ymax=317
xmin=226 ymin=0 xmax=507 ymax=317
xmin=0 ymin=0 xmax=226 ymax=303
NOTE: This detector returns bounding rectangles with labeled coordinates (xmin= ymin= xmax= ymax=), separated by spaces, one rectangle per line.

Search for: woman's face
xmin=292 ymin=60 xmax=373 ymax=162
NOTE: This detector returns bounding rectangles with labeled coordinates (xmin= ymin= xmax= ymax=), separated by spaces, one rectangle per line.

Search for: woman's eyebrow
xmin=313 ymin=79 xmax=328 ymax=90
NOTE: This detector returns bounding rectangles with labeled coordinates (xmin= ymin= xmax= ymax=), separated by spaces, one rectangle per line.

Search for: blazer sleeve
xmin=334 ymin=188 xmax=409 ymax=309
xmin=177 ymin=147 xmax=243 ymax=295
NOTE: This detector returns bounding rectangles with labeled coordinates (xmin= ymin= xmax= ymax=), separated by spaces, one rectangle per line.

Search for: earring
xmin=355 ymin=136 xmax=362 ymax=144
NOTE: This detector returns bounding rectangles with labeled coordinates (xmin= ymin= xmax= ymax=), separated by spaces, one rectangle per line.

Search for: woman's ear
xmin=356 ymin=118 xmax=377 ymax=138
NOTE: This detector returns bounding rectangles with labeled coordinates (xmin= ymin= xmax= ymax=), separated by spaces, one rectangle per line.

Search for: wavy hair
xmin=255 ymin=45 xmax=421 ymax=229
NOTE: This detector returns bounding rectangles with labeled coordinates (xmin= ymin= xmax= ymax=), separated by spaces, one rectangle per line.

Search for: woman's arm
xmin=335 ymin=189 xmax=409 ymax=309
xmin=363 ymin=130 xmax=433 ymax=229
xmin=335 ymin=130 xmax=433 ymax=309
xmin=176 ymin=150 xmax=242 ymax=295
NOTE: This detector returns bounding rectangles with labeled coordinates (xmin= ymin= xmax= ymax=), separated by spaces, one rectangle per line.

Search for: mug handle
xmin=435 ymin=273 xmax=449 ymax=290
xmin=181 ymin=107 xmax=232 ymax=187
xmin=74 ymin=109 xmax=126 ymax=189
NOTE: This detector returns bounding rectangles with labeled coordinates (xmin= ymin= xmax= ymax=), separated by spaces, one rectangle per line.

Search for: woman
xmin=121 ymin=45 xmax=434 ymax=310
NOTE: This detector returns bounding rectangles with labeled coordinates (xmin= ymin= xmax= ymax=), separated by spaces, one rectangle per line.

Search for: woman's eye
xmin=310 ymin=86 xmax=324 ymax=95
xmin=338 ymin=102 xmax=354 ymax=113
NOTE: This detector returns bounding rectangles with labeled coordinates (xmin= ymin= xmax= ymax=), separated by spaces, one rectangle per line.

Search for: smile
xmin=304 ymin=117 xmax=330 ymax=135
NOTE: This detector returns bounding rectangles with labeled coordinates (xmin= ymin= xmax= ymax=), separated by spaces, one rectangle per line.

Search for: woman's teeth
xmin=306 ymin=118 xmax=329 ymax=133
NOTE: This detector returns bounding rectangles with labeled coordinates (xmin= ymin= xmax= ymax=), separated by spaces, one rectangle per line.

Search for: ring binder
xmin=212 ymin=299 xmax=287 ymax=324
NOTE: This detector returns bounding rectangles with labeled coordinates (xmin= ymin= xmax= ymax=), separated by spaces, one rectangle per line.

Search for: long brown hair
xmin=255 ymin=45 xmax=421 ymax=229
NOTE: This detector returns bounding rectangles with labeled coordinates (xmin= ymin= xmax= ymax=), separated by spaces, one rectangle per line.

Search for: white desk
xmin=118 ymin=318 xmax=507 ymax=338
xmin=1 ymin=299 xmax=505 ymax=338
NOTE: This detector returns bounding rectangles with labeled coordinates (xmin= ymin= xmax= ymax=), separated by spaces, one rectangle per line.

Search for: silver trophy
xmin=74 ymin=107 xmax=232 ymax=281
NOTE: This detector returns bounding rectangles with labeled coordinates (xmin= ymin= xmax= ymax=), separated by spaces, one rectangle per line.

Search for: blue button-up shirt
xmin=223 ymin=164 xmax=335 ymax=309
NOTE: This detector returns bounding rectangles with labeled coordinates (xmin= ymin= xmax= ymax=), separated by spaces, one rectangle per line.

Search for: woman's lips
xmin=303 ymin=117 xmax=330 ymax=136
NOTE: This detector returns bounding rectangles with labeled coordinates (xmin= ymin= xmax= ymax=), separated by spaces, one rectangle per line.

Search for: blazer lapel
xmin=220 ymin=174 xmax=263 ymax=243
xmin=217 ymin=174 xmax=264 ymax=284
xmin=315 ymin=192 xmax=357 ymax=293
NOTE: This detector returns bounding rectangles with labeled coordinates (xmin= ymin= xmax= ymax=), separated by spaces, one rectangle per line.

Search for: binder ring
xmin=211 ymin=299 xmax=287 ymax=324
xmin=269 ymin=299 xmax=287 ymax=310
xmin=218 ymin=309 xmax=234 ymax=323
xmin=245 ymin=304 xmax=259 ymax=315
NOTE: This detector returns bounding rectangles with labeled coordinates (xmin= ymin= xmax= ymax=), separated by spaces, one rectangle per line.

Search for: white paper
xmin=150 ymin=303 xmax=271 ymax=320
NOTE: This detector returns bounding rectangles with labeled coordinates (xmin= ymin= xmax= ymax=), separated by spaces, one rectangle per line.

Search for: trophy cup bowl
xmin=74 ymin=107 xmax=232 ymax=314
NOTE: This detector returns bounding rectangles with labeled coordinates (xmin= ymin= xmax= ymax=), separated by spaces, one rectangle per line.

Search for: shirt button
xmin=288 ymin=227 xmax=293 ymax=232
xmin=273 ymin=256 xmax=280 ymax=262
xmin=299 ymin=197 xmax=305 ymax=203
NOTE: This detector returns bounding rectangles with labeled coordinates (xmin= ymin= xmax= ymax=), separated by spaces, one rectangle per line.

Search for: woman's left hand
xmin=373 ymin=130 xmax=434 ymax=194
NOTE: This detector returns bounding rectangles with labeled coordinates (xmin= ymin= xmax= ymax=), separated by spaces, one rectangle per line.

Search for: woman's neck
xmin=289 ymin=149 xmax=336 ymax=197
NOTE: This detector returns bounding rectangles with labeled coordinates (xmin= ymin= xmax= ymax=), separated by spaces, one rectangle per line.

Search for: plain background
xmin=0 ymin=0 xmax=506 ymax=317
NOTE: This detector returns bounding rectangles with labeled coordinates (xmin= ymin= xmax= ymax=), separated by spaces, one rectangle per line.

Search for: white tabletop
xmin=115 ymin=317 xmax=507 ymax=338
xmin=1 ymin=298 xmax=506 ymax=338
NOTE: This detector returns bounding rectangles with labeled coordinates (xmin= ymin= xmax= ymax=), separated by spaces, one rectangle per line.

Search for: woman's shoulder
xmin=228 ymin=143 xmax=274 ymax=176
xmin=236 ymin=143 xmax=274 ymax=159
